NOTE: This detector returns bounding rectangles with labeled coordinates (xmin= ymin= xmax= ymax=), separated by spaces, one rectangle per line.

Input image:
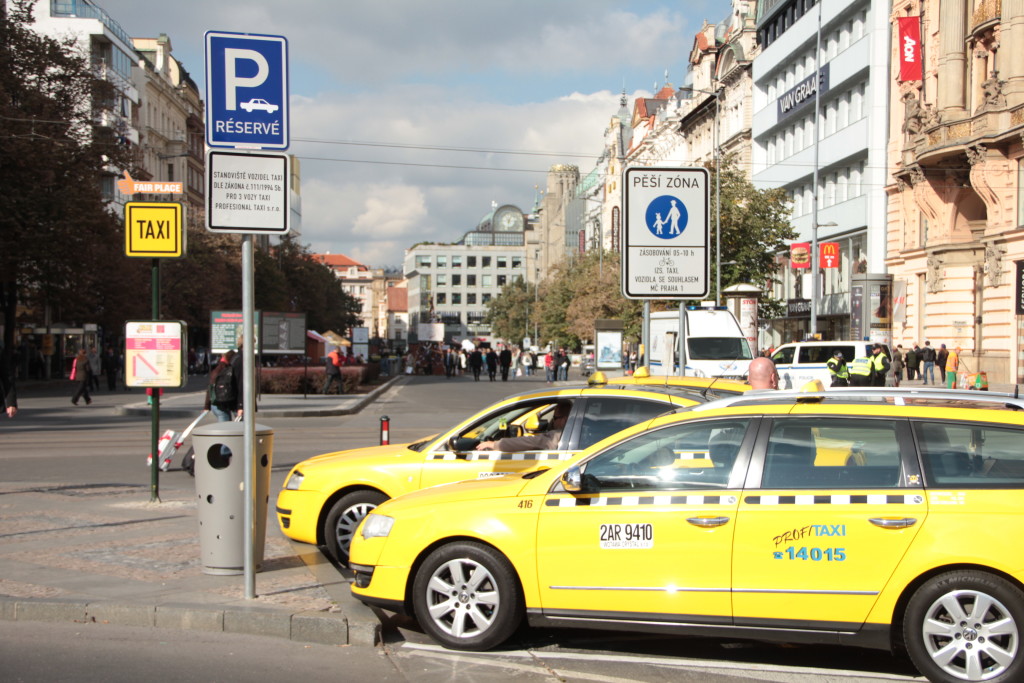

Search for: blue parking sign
xmin=205 ymin=31 xmax=288 ymax=149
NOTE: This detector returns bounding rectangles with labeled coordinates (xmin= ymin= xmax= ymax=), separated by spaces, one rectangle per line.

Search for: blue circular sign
xmin=644 ymin=195 xmax=688 ymax=239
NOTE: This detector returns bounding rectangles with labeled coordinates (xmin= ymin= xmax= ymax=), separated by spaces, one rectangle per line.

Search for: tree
xmin=484 ymin=276 xmax=532 ymax=343
xmin=710 ymin=154 xmax=796 ymax=319
xmin=0 ymin=1 xmax=136 ymax=366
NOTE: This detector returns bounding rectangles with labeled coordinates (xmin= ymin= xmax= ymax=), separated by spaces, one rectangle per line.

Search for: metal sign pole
xmin=642 ymin=300 xmax=650 ymax=371
xmin=242 ymin=235 xmax=256 ymax=599
xmin=150 ymin=258 xmax=161 ymax=502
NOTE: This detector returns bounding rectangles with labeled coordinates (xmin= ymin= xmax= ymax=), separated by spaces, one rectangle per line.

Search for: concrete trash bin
xmin=192 ymin=422 xmax=274 ymax=576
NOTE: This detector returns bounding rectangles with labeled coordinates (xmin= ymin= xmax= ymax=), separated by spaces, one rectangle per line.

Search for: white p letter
xmin=224 ymin=48 xmax=269 ymax=110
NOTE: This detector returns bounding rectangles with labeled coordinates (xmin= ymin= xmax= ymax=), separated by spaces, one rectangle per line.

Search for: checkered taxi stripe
xmin=546 ymin=495 xmax=737 ymax=507
xmin=744 ymin=494 xmax=925 ymax=505
xmin=429 ymin=451 xmax=569 ymax=461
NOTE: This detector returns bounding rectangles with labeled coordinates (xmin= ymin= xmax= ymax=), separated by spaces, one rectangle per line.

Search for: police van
xmin=770 ymin=340 xmax=891 ymax=389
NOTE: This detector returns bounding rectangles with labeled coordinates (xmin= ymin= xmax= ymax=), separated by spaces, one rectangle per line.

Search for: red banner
xmin=790 ymin=242 xmax=811 ymax=269
xmin=897 ymin=17 xmax=922 ymax=82
xmin=820 ymin=242 xmax=841 ymax=269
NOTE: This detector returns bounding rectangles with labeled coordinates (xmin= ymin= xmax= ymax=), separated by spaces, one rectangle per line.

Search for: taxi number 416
xmin=600 ymin=523 xmax=654 ymax=549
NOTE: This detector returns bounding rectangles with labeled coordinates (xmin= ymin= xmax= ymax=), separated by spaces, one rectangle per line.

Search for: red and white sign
xmin=820 ymin=242 xmax=841 ymax=269
xmin=117 ymin=171 xmax=183 ymax=195
xmin=790 ymin=242 xmax=811 ymax=269
xmin=897 ymin=17 xmax=923 ymax=82
xmin=124 ymin=321 xmax=186 ymax=388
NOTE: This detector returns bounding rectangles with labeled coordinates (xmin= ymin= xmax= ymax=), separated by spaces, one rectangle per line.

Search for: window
xmin=583 ymin=418 xmax=750 ymax=491
xmin=416 ymin=255 xmax=432 ymax=268
xmin=761 ymin=418 xmax=903 ymax=489
xmin=452 ymin=255 xmax=463 ymax=268
xmin=916 ymin=422 xmax=1024 ymax=488
xmin=482 ymin=293 xmax=492 ymax=304
xmin=467 ymin=293 xmax=476 ymax=305
xmin=482 ymin=274 xmax=493 ymax=287
xmin=467 ymin=274 xmax=477 ymax=287
xmin=511 ymin=257 xmax=523 ymax=268
xmin=482 ymin=256 xmax=492 ymax=268
xmin=497 ymin=275 xmax=507 ymax=287
xmin=436 ymin=255 xmax=447 ymax=268
xmin=435 ymin=293 xmax=446 ymax=304
xmin=451 ymin=293 xmax=462 ymax=304
xmin=468 ymin=256 xmax=477 ymax=267
xmin=436 ymin=274 xmax=447 ymax=286
xmin=452 ymin=274 xmax=462 ymax=286
xmin=497 ymin=257 xmax=507 ymax=268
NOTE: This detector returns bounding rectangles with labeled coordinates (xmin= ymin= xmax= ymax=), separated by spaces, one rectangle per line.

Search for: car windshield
xmin=688 ymin=337 xmax=752 ymax=360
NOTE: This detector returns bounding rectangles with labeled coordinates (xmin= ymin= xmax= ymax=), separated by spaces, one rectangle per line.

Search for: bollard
xmin=380 ymin=415 xmax=390 ymax=445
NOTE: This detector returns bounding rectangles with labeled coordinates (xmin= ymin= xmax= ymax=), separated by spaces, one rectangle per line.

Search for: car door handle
xmin=687 ymin=516 xmax=730 ymax=528
xmin=869 ymin=517 xmax=918 ymax=529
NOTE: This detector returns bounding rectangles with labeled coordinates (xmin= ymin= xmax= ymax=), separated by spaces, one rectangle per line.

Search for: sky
xmin=95 ymin=0 xmax=729 ymax=269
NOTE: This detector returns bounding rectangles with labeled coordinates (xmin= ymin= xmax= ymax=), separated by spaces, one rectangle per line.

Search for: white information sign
xmin=124 ymin=321 xmax=186 ymax=388
xmin=622 ymin=167 xmax=710 ymax=299
xmin=206 ymin=150 xmax=291 ymax=234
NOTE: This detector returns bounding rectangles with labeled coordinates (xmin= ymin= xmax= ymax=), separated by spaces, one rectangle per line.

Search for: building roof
xmin=313 ymin=253 xmax=367 ymax=270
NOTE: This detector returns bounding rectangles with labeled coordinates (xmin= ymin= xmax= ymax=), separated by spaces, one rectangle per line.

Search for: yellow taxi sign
xmin=125 ymin=202 xmax=185 ymax=258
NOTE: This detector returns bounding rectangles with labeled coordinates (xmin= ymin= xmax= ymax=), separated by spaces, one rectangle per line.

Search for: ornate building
xmin=886 ymin=0 xmax=1024 ymax=383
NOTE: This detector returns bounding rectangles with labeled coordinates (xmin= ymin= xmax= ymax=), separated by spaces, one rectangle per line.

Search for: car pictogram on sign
xmin=240 ymin=98 xmax=279 ymax=113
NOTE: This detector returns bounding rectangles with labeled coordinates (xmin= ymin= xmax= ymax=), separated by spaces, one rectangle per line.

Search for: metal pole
xmin=642 ymin=300 xmax=651 ymax=371
xmin=677 ymin=302 xmax=686 ymax=376
xmin=810 ymin=2 xmax=824 ymax=338
xmin=149 ymin=258 xmax=160 ymax=502
xmin=242 ymin=235 xmax=256 ymax=599
xmin=714 ymin=91 xmax=721 ymax=306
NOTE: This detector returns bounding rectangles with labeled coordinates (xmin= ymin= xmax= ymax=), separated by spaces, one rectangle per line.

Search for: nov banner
xmin=897 ymin=17 xmax=923 ymax=82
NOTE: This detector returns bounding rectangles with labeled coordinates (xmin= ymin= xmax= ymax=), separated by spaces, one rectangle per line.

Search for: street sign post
xmin=622 ymin=167 xmax=710 ymax=299
xmin=206 ymin=150 xmax=290 ymax=235
xmin=205 ymin=31 xmax=289 ymax=149
xmin=124 ymin=202 xmax=185 ymax=258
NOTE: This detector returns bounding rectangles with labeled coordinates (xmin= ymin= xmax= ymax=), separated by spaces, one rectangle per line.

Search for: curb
xmin=114 ymin=376 xmax=403 ymax=418
xmin=0 ymin=595 xmax=379 ymax=646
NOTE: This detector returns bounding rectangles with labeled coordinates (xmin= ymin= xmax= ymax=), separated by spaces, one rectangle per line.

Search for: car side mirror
xmin=561 ymin=465 xmax=583 ymax=492
xmin=446 ymin=436 xmax=478 ymax=456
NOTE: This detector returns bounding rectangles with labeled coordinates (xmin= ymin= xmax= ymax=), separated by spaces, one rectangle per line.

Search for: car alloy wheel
xmin=323 ymin=490 xmax=387 ymax=565
xmin=905 ymin=570 xmax=1024 ymax=682
xmin=413 ymin=541 xmax=523 ymax=651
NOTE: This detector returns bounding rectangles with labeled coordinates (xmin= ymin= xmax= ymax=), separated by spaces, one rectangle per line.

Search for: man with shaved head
xmin=747 ymin=356 xmax=779 ymax=390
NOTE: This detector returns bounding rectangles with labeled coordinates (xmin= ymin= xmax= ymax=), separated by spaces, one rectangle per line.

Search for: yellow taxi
xmin=592 ymin=367 xmax=751 ymax=396
xmin=276 ymin=382 xmax=712 ymax=564
xmin=349 ymin=386 xmax=1024 ymax=683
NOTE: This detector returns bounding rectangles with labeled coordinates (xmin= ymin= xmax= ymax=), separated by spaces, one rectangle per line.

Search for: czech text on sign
xmin=205 ymin=31 xmax=289 ymax=149
xmin=622 ymin=167 xmax=709 ymax=299
xmin=125 ymin=202 xmax=185 ymax=258
xmin=206 ymin=150 xmax=290 ymax=234
xmin=125 ymin=321 xmax=186 ymax=388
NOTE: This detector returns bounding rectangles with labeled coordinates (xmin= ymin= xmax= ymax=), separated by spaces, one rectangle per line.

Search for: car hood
xmin=376 ymin=471 xmax=536 ymax=513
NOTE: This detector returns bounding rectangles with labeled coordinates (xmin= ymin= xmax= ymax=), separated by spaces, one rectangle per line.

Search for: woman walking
xmin=70 ymin=348 xmax=92 ymax=405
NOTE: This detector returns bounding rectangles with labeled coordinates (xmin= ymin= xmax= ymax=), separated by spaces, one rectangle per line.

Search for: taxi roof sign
xmin=125 ymin=202 xmax=185 ymax=258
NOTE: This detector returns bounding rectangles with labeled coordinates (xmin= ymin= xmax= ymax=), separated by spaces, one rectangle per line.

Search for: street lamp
xmin=677 ymin=86 xmax=722 ymax=304
xmin=808 ymin=1 xmax=827 ymax=338
xmin=811 ymin=221 xmax=837 ymax=337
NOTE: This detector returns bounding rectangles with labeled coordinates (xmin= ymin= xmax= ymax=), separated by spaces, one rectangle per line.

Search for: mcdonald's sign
xmin=820 ymin=241 xmax=840 ymax=268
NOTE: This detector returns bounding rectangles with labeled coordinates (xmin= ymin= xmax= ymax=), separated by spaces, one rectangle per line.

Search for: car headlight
xmin=284 ymin=471 xmax=304 ymax=490
xmin=361 ymin=513 xmax=395 ymax=539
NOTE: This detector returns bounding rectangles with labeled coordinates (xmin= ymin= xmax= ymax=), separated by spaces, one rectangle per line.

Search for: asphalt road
xmin=0 ymin=372 xmax=925 ymax=682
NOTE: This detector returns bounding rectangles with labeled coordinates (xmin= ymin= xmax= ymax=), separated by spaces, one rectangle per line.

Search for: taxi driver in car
xmin=477 ymin=401 xmax=571 ymax=452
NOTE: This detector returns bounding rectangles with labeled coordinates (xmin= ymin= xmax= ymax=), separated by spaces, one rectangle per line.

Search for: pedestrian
xmin=826 ymin=351 xmax=849 ymax=387
xmin=322 ymin=345 xmax=344 ymax=394
xmin=937 ymin=344 xmax=949 ymax=385
xmin=945 ymin=346 xmax=961 ymax=389
xmin=544 ymin=349 xmax=555 ymax=383
xmin=469 ymin=347 xmax=483 ymax=381
xmin=485 ymin=347 xmax=498 ymax=381
xmin=629 ymin=350 xmax=638 ymax=373
xmin=870 ymin=344 xmax=891 ymax=387
xmin=1 ymin=357 xmax=17 ymax=418
xmin=87 ymin=345 xmax=102 ymax=391
xmin=521 ymin=350 xmax=533 ymax=376
xmin=498 ymin=344 xmax=512 ymax=381
xmin=747 ymin=357 xmax=779 ymax=390
xmin=103 ymin=345 xmax=119 ymax=391
xmin=558 ymin=348 xmax=570 ymax=381
xmin=848 ymin=353 xmax=874 ymax=387
xmin=205 ymin=350 xmax=239 ymax=421
xmin=905 ymin=344 xmax=919 ymax=381
xmin=892 ymin=345 xmax=905 ymax=387
xmin=921 ymin=341 xmax=937 ymax=384
xmin=70 ymin=348 xmax=92 ymax=405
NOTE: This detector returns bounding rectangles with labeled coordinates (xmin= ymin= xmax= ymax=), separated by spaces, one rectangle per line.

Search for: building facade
xmin=752 ymin=0 xmax=891 ymax=346
xmin=404 ymin=205 xmax=528 ymax=341
xmin=886 ymin=0 xmax=1024 ymax=384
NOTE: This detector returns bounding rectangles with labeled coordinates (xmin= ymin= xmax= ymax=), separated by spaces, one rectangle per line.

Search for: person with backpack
xmin=205 ymin=350 xmax=239 ymax=421
xmin=322 ymin=345 xmax=343 ymax=394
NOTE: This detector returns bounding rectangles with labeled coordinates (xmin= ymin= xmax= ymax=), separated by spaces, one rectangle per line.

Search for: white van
xmin=648 ymin=307 xmax=753 ymax=379
xmin=770 ymin=340 xmax=892 ymax=389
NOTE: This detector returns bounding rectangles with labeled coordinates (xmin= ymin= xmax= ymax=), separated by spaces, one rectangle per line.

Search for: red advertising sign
xmin=897 ymin=17 xmax=923 ymax=82
xmin=790 ymin=242 xmax=811 ymax=268
xmin=820 ymin=242 xmax=841 ymax=268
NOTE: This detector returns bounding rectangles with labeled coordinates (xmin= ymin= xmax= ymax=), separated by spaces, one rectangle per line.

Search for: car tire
xmin=904 ymin=570 xmax=1024 ymax=683
xmin=323 ymin=490 xmax=387 ymax=566
xmin=412 ymin=541 xmax=523 ymax=651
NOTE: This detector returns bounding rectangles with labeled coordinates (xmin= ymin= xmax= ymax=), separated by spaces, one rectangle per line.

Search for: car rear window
xmin=915 ymin=421 xmax=1024 ymax=487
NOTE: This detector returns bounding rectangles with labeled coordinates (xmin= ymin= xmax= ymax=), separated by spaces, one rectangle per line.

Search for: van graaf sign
xmin=777 ymin=63 xmax=830 ymax=122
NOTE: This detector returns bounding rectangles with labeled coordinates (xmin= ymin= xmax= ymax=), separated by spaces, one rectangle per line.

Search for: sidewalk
xmin=0 ymin=378 xmax=401 ymax=647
